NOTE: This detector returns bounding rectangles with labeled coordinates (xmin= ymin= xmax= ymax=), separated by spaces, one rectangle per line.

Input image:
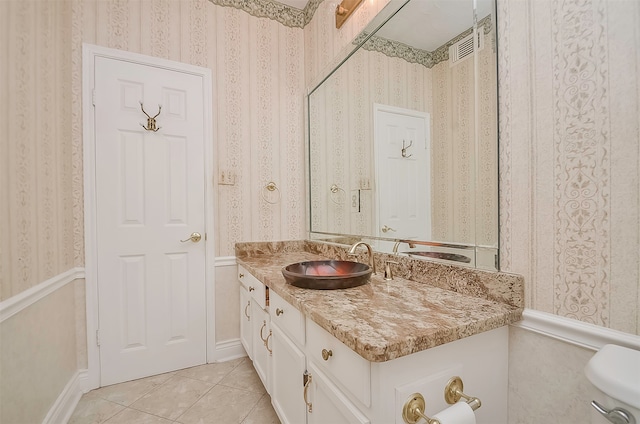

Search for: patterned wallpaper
xmin=498 ymin=0 xmax=640 ymax=334
xmin=1 ymin=0 xmax=75 ymax=301
xmin=73 ymin=0 xmax=308 ymax=259
xmin=309 ymin=26 xmax=498 ymax=247
xmin=2 ymin=0 xmax=638 ymax=336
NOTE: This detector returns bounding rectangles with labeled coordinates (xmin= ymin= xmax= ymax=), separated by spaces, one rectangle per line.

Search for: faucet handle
xmin=384 ymin=260 xmax=400 ymax=281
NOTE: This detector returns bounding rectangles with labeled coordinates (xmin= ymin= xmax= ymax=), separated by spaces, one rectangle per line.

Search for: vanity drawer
xmin=306 ymin=319 xmax=371 ymax=407
xmin=238 ymin=265 xmax=267 ymax=309
xmin=270 ymin=290 xmax=305 ymax=347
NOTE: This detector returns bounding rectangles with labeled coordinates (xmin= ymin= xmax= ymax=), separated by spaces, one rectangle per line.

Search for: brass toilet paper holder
xmin=402 ymin=376 xmax=482 ymax=424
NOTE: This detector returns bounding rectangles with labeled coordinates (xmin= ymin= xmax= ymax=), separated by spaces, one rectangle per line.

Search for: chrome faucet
xmin=348 ymin=242 xmax=376 ymax=274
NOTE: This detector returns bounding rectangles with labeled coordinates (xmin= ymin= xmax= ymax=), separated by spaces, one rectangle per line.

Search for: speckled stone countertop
xmin=235 ymin=240 xmax=524 ymax=363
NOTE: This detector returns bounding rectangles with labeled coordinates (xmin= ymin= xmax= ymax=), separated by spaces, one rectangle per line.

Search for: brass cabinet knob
xmin=275 ymin=308 xmax=284 ymax=316
xmin=239 ymin=273 xmax=244 ymax=278
xmin=249 ymin=286 xmax=255 ymax=292
xmin=321 ymin=349 xmax=333 ymax=361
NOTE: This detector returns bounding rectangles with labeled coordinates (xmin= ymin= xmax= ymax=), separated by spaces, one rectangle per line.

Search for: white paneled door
xmin=94 ymin=56 xmax=207 ymax=386
xmin=374 ymin=104 xmax=431 ymax=243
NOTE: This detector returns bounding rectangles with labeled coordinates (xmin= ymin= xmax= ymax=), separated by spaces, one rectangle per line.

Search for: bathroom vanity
xmin=236 ymin=241 xmax=523 ymax=424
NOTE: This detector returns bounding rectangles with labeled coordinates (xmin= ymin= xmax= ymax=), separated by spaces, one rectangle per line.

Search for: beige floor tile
xmin=90 ymin=372 xmax=175 ymax=406
xmin=104 ymin=408 xmax=173 ymax=423
xmin=68 ymin=396 xmax=125 ymax=424
xmin=242 ymin=394 xmax=281 ymax=424
xmin=175 ymin=357 xmax=244 ymax=384
xmin=176 ymin=385 xmax=263 ymax=424
xmin=130 ymin=375 xmax=213 ymax=420
xmin=218 ymin=358 xmax=266 ymax=394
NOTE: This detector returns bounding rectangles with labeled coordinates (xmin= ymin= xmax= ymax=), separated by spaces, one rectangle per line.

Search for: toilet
xmin=585 ymin=344 xmax=640 ymax=424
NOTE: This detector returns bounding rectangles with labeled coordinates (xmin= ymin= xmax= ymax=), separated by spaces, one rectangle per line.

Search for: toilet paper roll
xmin=432 ymin=402 xmax=476 ymax=424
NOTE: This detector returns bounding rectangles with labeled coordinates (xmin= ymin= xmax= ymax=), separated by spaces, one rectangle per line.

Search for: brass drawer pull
xmin=303 ymin=372 xmax=313 ymax=413
xmin=321 ymin=349 xmax=333 ymax=361
xmin=275 ymin=308 xmax=284 ymax=316
xmin=260 ymin=320 xmax=268 ymax=342
xmin=244 ymin=301 xmax=250 ymax=320
xmin=265 ymin=331 xmax=272 ymax=355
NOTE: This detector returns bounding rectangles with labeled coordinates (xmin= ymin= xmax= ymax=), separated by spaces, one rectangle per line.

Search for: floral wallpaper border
xmin=355 ymin=15 xmax=493 ymax=69
xmin=209 ymin=0 xmax=323 ymax=28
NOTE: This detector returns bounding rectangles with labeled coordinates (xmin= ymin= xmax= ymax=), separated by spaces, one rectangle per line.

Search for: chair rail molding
xmin=514 ymin=309 xmax=640 ymax=351
xmin=0 ymin=267 xmax=85 ymax=323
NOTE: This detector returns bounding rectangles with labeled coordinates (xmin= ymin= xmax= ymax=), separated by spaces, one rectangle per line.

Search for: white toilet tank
xmin=585 ymin=344 xmax=640 ymax=424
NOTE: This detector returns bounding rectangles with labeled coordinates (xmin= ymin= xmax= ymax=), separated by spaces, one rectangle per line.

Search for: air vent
xmin=449 ymin=27 xmax=484 ymax=66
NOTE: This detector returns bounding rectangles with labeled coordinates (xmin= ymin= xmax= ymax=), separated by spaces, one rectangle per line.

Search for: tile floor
xmin=69 ymin=357 xmax=280 ymax=424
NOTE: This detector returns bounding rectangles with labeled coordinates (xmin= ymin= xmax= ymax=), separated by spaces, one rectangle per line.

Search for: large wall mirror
xmin=307 ymin=0 xmax=499 ymax=270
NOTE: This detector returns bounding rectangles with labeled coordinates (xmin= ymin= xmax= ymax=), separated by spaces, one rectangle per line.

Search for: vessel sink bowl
xmin=403 ymin=251 xmax=471 ymax=263
xmin=282 ymin=260 xmax=372 ymax=289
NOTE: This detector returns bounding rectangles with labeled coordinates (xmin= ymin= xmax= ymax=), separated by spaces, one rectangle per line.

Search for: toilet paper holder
xmin=402 ymin=376 xmax=482 ymax=424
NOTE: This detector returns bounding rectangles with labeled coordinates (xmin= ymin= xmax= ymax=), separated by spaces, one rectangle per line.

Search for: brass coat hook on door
xmin=140 ymin=102 xmax=162 ymax=132
xmin=402 ymin=140 xmax=413 ymax=158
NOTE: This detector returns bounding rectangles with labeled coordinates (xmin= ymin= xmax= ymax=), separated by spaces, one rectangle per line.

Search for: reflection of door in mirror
xmin=374 ymin=104 xmax=430 ymax=243
xmin=307 ymin=0 xmax=499 ymax=268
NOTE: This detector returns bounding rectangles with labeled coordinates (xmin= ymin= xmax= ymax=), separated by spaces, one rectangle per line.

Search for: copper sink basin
xmin=282 ymin=260 xmax=372 ymax=289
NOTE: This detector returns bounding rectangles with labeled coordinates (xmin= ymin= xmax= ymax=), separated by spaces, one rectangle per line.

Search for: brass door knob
xmin=180 ymin=232 xmax=202 ymax=243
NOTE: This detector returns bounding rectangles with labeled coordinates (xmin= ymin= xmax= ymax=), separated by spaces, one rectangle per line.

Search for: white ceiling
xmin=376 ymin=0 xmax=494 ymax=52
xmin=273 ymin=0 xmax=494 ymax=53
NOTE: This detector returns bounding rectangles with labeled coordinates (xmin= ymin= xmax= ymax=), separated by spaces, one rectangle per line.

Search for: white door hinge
xmin=96 ymin=329 xmax=100 ymax=346
xmin=92 ymin=89 xmax=96 ymax=106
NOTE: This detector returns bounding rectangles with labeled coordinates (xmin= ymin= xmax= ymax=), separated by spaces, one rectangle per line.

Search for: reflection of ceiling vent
xmin=449 ymin=26 xmax=484 ymax=66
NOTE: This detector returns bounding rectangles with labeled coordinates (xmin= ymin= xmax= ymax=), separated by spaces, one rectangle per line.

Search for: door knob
xmin=180 ymin=232 xmax=202 ymax=243
xmin=381 ymin=225 xmax=396 ymax=233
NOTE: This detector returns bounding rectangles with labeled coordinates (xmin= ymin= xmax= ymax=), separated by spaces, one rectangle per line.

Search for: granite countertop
xmin=236 ymin=244 xmax=523 ymax=363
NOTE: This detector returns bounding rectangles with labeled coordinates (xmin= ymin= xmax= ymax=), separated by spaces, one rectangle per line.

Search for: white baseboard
xmin=43 ymin=369 xmax=88 ymax=424
xmin=210 ymin=339 xmax=247 ymax=362
xmin=0 ymin=267 xmax=85 ymax=323
xmin=513 ymin=309 xmax=640 ymax=351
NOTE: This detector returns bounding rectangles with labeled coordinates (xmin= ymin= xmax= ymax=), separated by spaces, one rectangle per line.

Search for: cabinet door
xmin=239 ymin=286 xmax=252 ymax=360
xmin=271 ymin=323 xmax=307 ymax=424
xmin=307 ymin=361 xmax=370 ymax=424
xmin=251 ymin=302 xmax=271 ymax=394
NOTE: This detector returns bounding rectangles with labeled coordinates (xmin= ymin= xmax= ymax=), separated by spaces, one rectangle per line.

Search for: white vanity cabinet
xmin=269 ymin=289 xmax=369 ymax=424
xmin=271 ymin=322 xmax=307 ymax=424
xmin=238 ymin=267 xmax=509 ymax=424
xmin=306 ymin=361 xmax=371 ymax=424
xmin=239 ymin=283 xmax=252 ymax=360
xmin=238 ymin=266 xmax=272 ymax=392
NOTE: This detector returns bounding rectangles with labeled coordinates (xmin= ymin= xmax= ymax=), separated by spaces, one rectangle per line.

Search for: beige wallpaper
xmin=498 ymin=0 xmax=640 ymax=335
xmin=304 ymin=0 xmax=390 ymax=88
xmin=309 ymin=48 xmax=431 ymax=236
xmin=431 ymin=26 xmax=498 ymax=247
xmin=508 ymin=326 xmax=597 ymax=423
xmin=309 ymin=25 xmax=498 ymax=247
xmin=2 ymin=1 xmax=639 ymax=421
xmin=1 ymin=0 xmax=75 ymax=301
xmin=72 ymin=0 xmax=307 ymax=259
xmin=0 ymin=282 xmax=79 ymax=424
